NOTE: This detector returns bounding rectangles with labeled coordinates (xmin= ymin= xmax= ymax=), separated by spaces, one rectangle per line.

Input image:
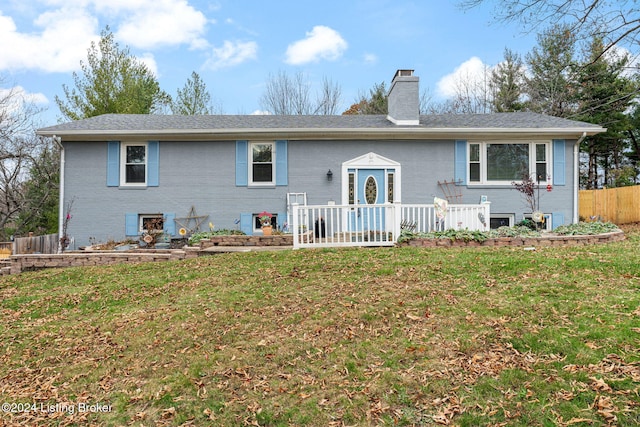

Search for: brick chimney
xmin=387 ymin=69 xmax=419 ymax=125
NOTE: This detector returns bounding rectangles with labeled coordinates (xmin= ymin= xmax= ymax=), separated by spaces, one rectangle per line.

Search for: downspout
xmin=52 ymin=135 xmax=65 ymax=253
xmin=574 ymin=132 xmax=587 ymax=223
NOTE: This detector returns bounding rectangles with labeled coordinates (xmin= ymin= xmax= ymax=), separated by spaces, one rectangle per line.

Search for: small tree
xmin=171 ymin=71 xmax=222 ymax=115
xmin=512 ymin=172 xmax=552 ymax=229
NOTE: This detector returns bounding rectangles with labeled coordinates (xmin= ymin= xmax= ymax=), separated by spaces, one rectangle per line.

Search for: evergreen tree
xmin=626 ymin=105 xmax=640 ymax=184
xmin=574 ymin=37 xmax=638 ymax=188
xmin=525 ymin=24 xmax=578 ymax=117
xmin=55 ymin=27 xmax=170 ymax=120
xmin=343 ymin=82 xmax=388 ymax=115
xmin=491 ymin=48 xmax=526 ymax=112
xmin=16 ymin=143 xmax=59 ymax=235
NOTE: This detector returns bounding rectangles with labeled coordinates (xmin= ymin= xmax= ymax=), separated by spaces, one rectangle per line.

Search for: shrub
xmin=399 ymin=222 xmax=618 ymax=243
xmin=188 ymin=229 xmax=245 ymax=245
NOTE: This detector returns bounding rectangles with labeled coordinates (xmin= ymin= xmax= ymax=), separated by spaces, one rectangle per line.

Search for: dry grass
xmin=0 ymin=226 xmax=639 ymax=426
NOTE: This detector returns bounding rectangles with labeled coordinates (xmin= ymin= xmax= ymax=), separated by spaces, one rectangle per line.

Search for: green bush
xmin=188 ymin=229 xmax=245 ymax=245
xmin=553 ymin=221 xmax=618 ymax=235
xmin=399 ymin=222 xmax=618 ymax=243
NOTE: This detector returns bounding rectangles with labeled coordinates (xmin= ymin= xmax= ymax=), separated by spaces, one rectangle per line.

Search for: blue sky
xmin=0 ymin=0 xmax=541 ymax=124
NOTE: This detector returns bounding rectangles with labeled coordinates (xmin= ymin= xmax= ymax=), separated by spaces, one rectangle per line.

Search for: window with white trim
xmin=249 ymin=142 xmax=274 ymax=185
xmin=253 ymin=213 xmax=278 ymax=232
xmin=468 ymin=141 xmax=550 ymax=185
xmin=490 ymin=215 xmax=514 ymax=229
xmin=139 ymin=214 xmax=164 ymax=233
xmin=121 ymin=142 xmax=147 ymax=186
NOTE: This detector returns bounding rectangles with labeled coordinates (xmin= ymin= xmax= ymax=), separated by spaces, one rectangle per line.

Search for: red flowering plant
xmin=258 ymin=211 xmax=273 ymax=227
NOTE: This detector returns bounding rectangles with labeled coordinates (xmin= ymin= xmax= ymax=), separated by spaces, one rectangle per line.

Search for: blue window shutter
xmin=125 ymin=213 xmax=138 ymax=236
xmin=147 ymin=141 xmax=159 ymax=187
xmin=240 ymin=212 xmax=253 ymax=235
xmin=551 ymin=212 xmax=565 ymax=229
xmin=107 ymin=141 xmax=120 ymax=187
xmin=553 ymin=139 xmax=566 ymax=186
xmin=275 ymin=140 xmax=288 ymax=186
xmin=454 ymin=140 xmax=467 ymax=184
xmin=164 ymin=212 xmax=176 ymax=236
xmin=236 ymin=140 xmax=248 ymax=186
xmin=277 ymin=212 xmax=287 ymax=231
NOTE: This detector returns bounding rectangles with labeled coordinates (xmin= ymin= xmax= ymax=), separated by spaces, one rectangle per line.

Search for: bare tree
xmin=0 ymin=79 xmax=52 ymax=239
xmin=315 ymin=76 xmax=342 ymax=115
xmin=442 ymin=64 xmax=494 ymax=114
xmin=460 ymin=0 xmax=640 ymax=59
xmin=259 ymin=71 xmax=342 ymax=115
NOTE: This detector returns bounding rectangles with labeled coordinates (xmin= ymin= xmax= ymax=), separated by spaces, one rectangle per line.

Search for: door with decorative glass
xmin=348 ymin=168 xmax=394 ymax=237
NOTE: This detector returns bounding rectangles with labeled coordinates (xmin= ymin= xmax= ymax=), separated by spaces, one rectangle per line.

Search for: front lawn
xmin=1 ymin=225 xmax=638 ymax=426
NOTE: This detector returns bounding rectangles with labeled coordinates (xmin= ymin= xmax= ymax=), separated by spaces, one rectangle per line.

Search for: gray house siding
xmin=62 ymin=137 xmax=577 ymax=247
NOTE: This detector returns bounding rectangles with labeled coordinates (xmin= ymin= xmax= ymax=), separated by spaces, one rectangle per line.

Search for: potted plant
xmin=258 ymin=211 xmax=273 ymax=236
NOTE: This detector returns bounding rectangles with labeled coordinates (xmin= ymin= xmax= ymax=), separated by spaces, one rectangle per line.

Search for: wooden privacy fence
xmin=0 ymin=242 xmax=11 ymax=258
xmin=13 ymin=233 xmax=59 ymax=255
xmin=579 ymin=185 xmax=640 ymax=224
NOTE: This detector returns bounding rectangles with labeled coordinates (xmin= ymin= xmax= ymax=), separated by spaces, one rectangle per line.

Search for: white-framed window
xmin=121 ymin=142 xmax=147 ymax=186
xmin=253 ymin=213 xmax=278 ymax=232
xmin=249 ymin=141 xmax=274 ymax=185
xmin=468 ymin=141 xmax=550 ymax=185
xmin=490 ymin=215 xmax=515 ymax=229
xmin=139 ymin=214 xmax=164 ymax=233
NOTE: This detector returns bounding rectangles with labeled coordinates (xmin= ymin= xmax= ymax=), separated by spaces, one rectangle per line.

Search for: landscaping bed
xmin=398 ymin=221 xmax=622 ymax=247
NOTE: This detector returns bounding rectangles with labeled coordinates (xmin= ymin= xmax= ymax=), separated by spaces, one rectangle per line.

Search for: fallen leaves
xmin=1 ymin=242 xmax=639 ymax=426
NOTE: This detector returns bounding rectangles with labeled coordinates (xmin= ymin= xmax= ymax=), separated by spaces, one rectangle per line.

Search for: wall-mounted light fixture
xmin=326 ymin=169 xmax=333 ymax=182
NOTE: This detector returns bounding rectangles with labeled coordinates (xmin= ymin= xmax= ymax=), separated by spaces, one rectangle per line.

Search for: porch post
xmin=482 ymin=201 xmax=491 ymax=231
xmin=393 ymin=203 xmax=402 ymax=243
xmin=292 ymin=203 xmax=300 ymax=249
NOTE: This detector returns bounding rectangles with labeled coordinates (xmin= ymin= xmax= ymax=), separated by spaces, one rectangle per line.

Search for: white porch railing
xmin=292 ymin=202 xmax=490 ymax=249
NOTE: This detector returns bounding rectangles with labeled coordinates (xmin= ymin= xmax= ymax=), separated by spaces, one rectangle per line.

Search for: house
xmin=37 ymin=69 xmax=605 ymax=249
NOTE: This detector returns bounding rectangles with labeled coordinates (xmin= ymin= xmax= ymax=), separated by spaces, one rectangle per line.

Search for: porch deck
xmin=292 ymin=203 xmax=490 ymax=249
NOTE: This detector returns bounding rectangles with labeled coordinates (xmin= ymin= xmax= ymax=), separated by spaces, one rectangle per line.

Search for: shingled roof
xmin=37 ymin=112 xmax=605 ymax=141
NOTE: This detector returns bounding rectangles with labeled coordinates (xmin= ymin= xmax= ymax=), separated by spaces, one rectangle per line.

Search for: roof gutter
xmin=51 ymin=135 xmax=65 ymax=253
xmin=36 ymin=126 xmax=606 ymax=142
xmin=574 ymin=132 xmax=587 ymax=223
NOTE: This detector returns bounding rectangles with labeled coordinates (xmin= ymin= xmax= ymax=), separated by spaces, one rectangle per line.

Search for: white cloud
xmin=436 ymin=57 xmax=491 ymax=98
xmin=602 ymin=45 xmax=639 ymax=78
xmin=285 ymin=26 xmax=347 ymax=65
xmin=363 ymin=53 xmax=378 ymax=64
xmin=0 ymin=0 xmax=210 ymax=74
xmin=113 ymin=0 xmax=209 ymax=50
xmin=0 ymin=86 xmax=48 ymax=116
xmin=0 ymin=8 xmax=97 ymax=72
xmin=137 ymin=52 xmax=159 ymax=76
xmin=204 ymin=40 xmax=258 ymax=70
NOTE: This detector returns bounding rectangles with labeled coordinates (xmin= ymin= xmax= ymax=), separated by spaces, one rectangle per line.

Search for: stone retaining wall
xmin=199 ymin=234 xmax=293 ymax=248
xmin=3 ymin=231 xmax=625 ymax=275
xmin=399 ymin=230 xmax=625 ymax=248
xmin=8 ymin=249 xmax=200 ymax=275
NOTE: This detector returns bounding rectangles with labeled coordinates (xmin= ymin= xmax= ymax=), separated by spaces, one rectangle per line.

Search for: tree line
xmin=2 ymin=0 xmax=640 ymax=238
